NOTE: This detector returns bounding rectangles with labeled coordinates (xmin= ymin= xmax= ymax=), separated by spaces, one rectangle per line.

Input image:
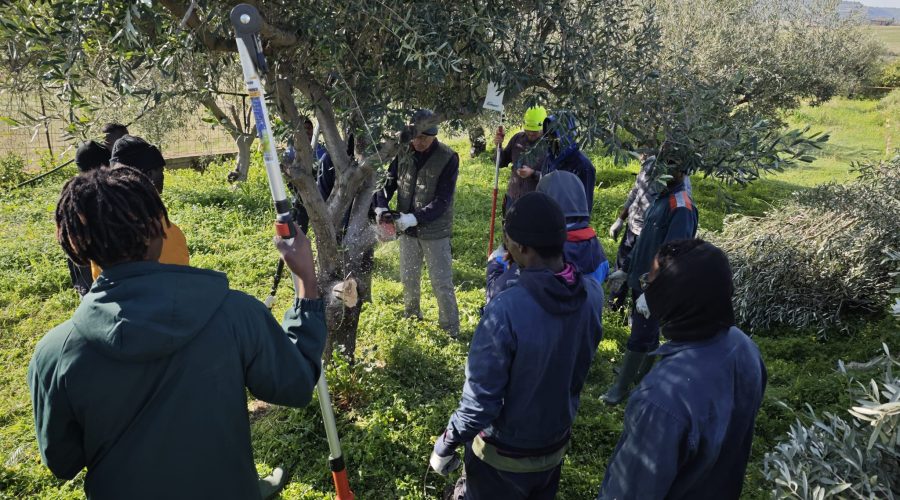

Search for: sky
xmin=859 ymin=0 xmax=900 ymax=7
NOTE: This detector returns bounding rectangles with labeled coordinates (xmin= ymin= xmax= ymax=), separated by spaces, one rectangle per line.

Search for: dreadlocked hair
xmin=55 ymin=167 xmax=169 ymax=267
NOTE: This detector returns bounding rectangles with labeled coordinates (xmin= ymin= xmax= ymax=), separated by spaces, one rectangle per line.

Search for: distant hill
xmin=840 ymin=1 xmax=900 ymax=23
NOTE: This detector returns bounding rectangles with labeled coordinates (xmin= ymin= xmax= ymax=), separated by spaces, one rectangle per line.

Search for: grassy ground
xmin=870 ymin=25 xmax=900 ymax=59
xmin=1 ymin=93 xmax=898 ymax=499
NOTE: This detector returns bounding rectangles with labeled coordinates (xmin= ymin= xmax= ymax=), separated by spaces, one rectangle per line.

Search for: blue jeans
xmin=459 ymin=444 xmax=562 ymax=500
xmin=626 ymin=289 xmax=660 ymax=352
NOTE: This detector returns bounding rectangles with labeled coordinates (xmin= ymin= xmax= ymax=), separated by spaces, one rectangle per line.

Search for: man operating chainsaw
xmin=375 ymin=109 xmax=460 ymax=338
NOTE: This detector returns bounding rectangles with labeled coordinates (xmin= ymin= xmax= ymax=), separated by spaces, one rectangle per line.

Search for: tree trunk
xmin=322 ymin=241 xmax=374 ymax=363
xmin=324 ymin=294 xmax=361 ymax=362
xmin=227 ymin=133 xmax=255 ymax=183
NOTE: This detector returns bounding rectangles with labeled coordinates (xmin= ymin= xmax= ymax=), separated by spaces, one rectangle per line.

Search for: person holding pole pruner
xmin=29 ymin=167 xmax=327 ymax=499
xmin=493 ymin=106 xmax=549 ymax=216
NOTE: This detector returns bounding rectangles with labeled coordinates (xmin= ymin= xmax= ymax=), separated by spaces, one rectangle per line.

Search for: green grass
xmin=1 ymin=94 xmax=899 ymax=499
xmin=870 ymin=25 xmax=900 ymax=59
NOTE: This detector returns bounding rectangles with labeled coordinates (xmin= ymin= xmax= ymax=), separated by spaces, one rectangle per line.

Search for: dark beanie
xmin=110 ymin=135 xmax=166 ymax=173
xmin=75 ymin=140 xmax=111 ymax=173
xmin=643 ymin=239 xmax=735 ymax=342
xmin=504 ymin=192 xmax=567 ymax=247
xmin=412 ymin=109 xmax=438 ymax=136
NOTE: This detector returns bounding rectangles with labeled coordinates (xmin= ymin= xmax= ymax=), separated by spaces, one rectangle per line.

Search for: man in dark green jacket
xmin=29 ymin=166 xmax=327 ymax=499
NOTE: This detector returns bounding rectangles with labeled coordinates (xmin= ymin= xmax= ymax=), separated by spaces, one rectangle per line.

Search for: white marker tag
xmin=482 ymin=82 xmax=505 ymax=112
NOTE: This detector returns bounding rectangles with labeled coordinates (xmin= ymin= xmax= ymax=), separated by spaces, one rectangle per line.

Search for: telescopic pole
xmin=487 ymin=113 xmax=503 ymax=258
xmin=230 ymin=5 xmax=354 ymax=499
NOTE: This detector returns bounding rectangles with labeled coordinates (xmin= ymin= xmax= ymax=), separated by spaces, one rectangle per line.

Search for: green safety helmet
xmin=523 ymin=106 xmax=548 ymax=132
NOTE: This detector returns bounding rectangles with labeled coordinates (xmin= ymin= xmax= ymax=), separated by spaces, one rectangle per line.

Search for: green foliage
xmin=709 ymin=155 xmax=900 ymax=333
xmin=656 ymin=0 xmax=884 ymax=114
xmin=0 ymin=0 xmax=879 ymax=186
xmin=0 ymin=153 xmax=27 ymax=188
xmin=877 ymin=59 xmax=900 ymax=88
xmin=762 ymin=344 xmax=900 ymax=499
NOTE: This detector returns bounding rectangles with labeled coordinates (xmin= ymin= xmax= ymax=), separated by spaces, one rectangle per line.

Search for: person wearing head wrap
xmin=374 ymin=109 xmax=460 ymax=337
xmin=541 ymin=114 xmax=596 ymax=213
xmin=431 ymin=192 xmax=605 ymax=499
xmin=598 ymin=239 xmax=766 ymax=500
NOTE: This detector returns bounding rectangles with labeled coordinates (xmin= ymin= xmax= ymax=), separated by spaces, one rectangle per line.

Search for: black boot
xmin=601 ymin=350 xmax=647 ymax=405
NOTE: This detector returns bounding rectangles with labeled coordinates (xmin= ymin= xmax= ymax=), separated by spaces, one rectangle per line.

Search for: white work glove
xmin=635 ymin=293 xmax=651 ymax=319
xmin=429 ymin=450 xmax=461 ymax=476
xmin=374 ymin=206 xmax=388 ymax=223
xmin=395 ymin=212 xmax=418 ymax=231
xmin=488 ymin=244 xmax=506 ymax=263
xmin=609 ymin=218 xmax=625 ymax=239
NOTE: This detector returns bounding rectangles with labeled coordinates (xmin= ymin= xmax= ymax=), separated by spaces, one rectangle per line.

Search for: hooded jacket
xmin=599 ymin=328 xmax=767 ymax=500
xmin=599 ymin=241 xmax=766 ymax=500
xmin=537 ymin=171 xmax=609 ymax=283
xmin=541 ymin=115 xmax=596 ymax=212
xmin=28 ymin=262 xmax=327 ymax=500
xmin=626 ymin=180 xmax=698 ymax=292
xmin=442 ymin=266 xmax=604 ymax=454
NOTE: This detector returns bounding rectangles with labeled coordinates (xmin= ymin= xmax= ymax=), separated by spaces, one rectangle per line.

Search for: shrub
xmin=762 ymin=343 xmax=900 ymax=499
xmin=0 ymin=153 xmax=27 ymax=189
xmin=708 ymin=155 xmax=900 ymax=333
xmin=877 ymin=60 xmax=900 ymax=89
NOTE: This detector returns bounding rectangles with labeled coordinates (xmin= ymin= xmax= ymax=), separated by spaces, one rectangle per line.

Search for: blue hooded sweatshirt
xmin=485 ymin=171 xmax=608 ymax=304
xmin=442 ymin=267 xmax=604 ymax=454
xmin=537 ymin=171 xmax=608 ymax=283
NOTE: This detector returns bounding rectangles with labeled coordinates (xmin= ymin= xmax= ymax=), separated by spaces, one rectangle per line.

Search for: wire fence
xmin=0 ymin=91 xmax=241 ymax=170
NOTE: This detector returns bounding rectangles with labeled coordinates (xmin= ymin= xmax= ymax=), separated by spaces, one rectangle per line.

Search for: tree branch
xmin=236 ymin=1 xmax=301 ymax=48
xmin=285 ymin=166 xmax=340 ymax=275
xmin=293 ymin=76 xmax=350 ymax=172
xmin=158 ymin=0 xmax=235 ymax=52
xmin=268 ymin=76 xmax=341 ymax=274
xmin=200 ymin=95 xmax=242 ymax=139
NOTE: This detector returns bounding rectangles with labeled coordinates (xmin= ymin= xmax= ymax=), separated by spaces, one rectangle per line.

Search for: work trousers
xmin=626 ymin=289 xmax=660 ymax=352
xmin=399 ymin=235 xmax=459 ymax=335
xmin=609 ymin=229 xmax=639 ymax=309
xmin=452 ymin=444 xmax=563 ymax=500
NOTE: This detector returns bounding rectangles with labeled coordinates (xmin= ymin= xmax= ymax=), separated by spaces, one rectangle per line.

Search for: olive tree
xmin=0 ymin=0 xmax=878 ymax=357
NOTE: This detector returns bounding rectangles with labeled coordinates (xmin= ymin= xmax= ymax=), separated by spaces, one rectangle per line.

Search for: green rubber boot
xmin=635 ymin=354 xmax=656 ymax=385
xmin=258 ymin=467 xmax=287 ymax=500
xmin=601 ymin=350 xmax=647 ymax=405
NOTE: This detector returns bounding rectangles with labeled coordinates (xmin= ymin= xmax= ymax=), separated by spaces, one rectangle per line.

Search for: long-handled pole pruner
xmin=230 ymin=5 xmax=354 ymax=499
xmin=483 ymin=82 xmax=505 ymax=258
xmin=487 ymin=114 xmax=502 ymax=259
xmin=264 ymin=119 xmax=320 ymax=309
